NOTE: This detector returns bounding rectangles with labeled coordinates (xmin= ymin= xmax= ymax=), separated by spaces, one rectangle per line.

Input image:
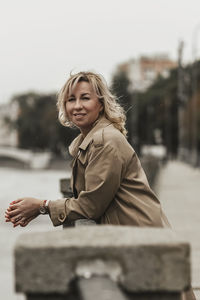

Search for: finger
xmin=19 ymin=220 xmax=28 ymax=227
xmin=15 ymin=216 xmax=23 ymax=222
xmin=5 ymin=215 xmax=11 ymax=221
xmin=5 ymin=213 xmax=12 ymax=221
xmin=10 ymin=214 xmax=23 ymax=225
xmin=13 ymin=214 xmax=31 ymax=227
xmin=13 ymin=216 xmax=24 ymax=227
xmin=17 ymin=219 xmax=28 ymax=227
xmin=11 ymin=199 xmax=23 ymax=204
xmin=20 ymin=216 xmax=35 ymax=227
xmin=9 ymin=200 xmax=17 ymax=205
xmin=7 ymin=209 xmax=20 ymax=217
xmin=9 ymin=203 xmax=20 ymax=210
xmin=5 ymin=218 xmax=11 ymax=222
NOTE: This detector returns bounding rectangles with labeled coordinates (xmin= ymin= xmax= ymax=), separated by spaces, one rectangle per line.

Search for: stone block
xmin=15 ymin=226 xmax=190 ymax=294
xmin=60 ymin=178 xmax=73 ymax=198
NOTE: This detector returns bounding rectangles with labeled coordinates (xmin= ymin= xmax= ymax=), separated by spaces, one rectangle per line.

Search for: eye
xmin=82 ymin=96 xmax=90 ymax=100
xmin=67 ymin=98 xmax=75 ymax=102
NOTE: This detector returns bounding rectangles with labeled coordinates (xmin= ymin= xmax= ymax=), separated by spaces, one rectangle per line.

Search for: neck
xmin=80 ymin=115 xmax=103 ymax=138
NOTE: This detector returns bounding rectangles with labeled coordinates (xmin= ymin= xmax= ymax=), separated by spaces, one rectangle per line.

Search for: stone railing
xmin=14 ymin=173 xmax=192 ymax=299
xmin=59 ymin=177 xmax=73 ymax=198
xmin=140 ymin=155 xmax=162 ymax=189
xmin=14 ymin=226 xmax=191 ymax=300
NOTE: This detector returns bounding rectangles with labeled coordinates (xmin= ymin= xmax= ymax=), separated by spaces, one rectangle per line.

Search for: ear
xmin=99 ymin=99 xmax=104 ymax=112
xmin=99 ymin=104 xmax=104 ymax=112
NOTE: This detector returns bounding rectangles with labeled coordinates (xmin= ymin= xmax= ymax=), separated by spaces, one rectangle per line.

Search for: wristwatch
xmin=39 ymin=200 xmax=50 ymax=215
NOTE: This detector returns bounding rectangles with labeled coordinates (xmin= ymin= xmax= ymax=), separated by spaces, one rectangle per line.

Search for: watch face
xmin=39 ymin=206 xmax=47 ymax=215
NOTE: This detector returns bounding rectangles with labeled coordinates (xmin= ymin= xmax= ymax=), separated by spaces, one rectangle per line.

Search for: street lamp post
xmin=177 ymin=40 xmax=187 ymax=161
xmin=191 ymin=23 xmax=200 ymax=166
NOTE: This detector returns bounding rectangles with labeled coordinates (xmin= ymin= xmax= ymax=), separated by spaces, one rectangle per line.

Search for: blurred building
xmin=0 ymin=102 xmax=18 ymax=147
xmin=117 ymin=54 xmax=177 ymax=92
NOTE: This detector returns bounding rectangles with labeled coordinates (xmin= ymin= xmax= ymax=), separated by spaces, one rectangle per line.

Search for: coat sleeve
xmin=48 ymin=143 xmax=123 ymax=226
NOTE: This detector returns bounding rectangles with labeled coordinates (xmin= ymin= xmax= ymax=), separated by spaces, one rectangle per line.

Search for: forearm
xmin=48 ymin=198 xmax=86 ymax=226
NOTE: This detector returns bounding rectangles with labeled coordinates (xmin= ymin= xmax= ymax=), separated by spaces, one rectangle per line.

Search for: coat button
xmin=59 ymin=213 xmax=65 ymax=219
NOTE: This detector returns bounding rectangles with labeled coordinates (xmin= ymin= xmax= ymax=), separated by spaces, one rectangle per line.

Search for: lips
xmin=73 ymin=113 xmax=86 ymax=120
xmin=73 ymin=113 xmax=86 ymax=116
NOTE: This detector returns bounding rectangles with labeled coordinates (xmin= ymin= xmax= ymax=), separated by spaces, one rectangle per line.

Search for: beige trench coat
xmin=49 ymin=117 xmax=169 ymax=227
xmin=49 ymin=116 xmax=195 ymax=300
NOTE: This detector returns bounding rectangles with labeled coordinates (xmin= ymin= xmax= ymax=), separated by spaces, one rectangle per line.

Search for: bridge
xmin=0 ymin=146 xmax=52 ymax=169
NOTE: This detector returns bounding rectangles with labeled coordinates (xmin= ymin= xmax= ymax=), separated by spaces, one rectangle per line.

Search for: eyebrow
xmin=68 ymin=93 xmax=90 ymax=98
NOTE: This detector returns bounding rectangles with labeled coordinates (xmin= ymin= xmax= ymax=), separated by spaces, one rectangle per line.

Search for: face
xmin=65 ymin=81 xmax=103 ymax=136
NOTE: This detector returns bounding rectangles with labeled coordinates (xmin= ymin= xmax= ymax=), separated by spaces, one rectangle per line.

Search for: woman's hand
xmin=5 ymin=198 xmax=43 ymax=227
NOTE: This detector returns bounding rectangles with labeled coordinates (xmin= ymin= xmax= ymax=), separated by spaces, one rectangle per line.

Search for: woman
xmin=5 ymin=71 xmax=169 ymax=228
xmin=4 ymin=71 xmax=196 ymax=299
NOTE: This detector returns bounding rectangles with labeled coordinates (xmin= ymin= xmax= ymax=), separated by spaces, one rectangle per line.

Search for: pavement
xmin=157 ymin=160 xmax=200 ymax=299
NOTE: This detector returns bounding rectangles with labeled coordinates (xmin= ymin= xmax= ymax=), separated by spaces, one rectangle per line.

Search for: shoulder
xmin=92 ymin=123 xmax=134 ymax=158
xmin=92 ymin=123 xmax=121 ymax=145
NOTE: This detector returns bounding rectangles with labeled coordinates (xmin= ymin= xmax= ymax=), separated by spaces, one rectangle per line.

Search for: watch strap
xmin=39 ymin=200 xmax=49 ymax=215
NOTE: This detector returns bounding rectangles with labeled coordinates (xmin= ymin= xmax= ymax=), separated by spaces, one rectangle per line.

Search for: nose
xmin=74 ymin=99 xmax=83 ymax=110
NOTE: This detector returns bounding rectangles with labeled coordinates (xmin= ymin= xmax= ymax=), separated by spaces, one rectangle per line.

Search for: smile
xmin=73 ymin=113 xmax=86 ymax=120
xmin=73 ymin=113 xmax=86 ymax=116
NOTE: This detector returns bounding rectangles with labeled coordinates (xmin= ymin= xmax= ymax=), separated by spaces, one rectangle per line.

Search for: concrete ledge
xmin=14 ymin=226 xmax=190 ymax=294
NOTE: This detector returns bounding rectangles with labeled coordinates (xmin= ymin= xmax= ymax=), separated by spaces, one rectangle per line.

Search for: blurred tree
xmin=9 ymin=92 xmax=79 ymax=155
xmin=110 ymin=61 xmax=200 ymax=162
xmin=136 ymin=70 xmax=179 ymax=157
xmin=136 ymin=62 xmax=200 ymax=159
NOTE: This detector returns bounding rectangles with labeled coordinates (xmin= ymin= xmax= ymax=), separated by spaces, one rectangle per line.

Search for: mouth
xmin=73 ymin=113 xmax=85 ymax=116
xmin=73 ymin=113 xmax=86 ymax=117
xmin=73 ymin=113 xmax=86 ymax=120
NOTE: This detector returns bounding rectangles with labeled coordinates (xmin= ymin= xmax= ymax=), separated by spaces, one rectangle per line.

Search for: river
xmin=0 ymin=166 xmax=70 ymax=300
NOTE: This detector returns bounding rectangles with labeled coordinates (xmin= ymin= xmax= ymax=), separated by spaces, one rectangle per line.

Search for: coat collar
xmin=69 ymin=116 xmax=111 ymax=157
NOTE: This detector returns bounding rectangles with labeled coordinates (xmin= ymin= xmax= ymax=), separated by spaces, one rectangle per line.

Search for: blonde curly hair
xmin=57 ymin=71 xmax=127 ymax=137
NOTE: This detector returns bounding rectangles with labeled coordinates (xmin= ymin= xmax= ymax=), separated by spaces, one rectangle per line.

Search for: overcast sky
xmin=1 ymin=0 xmax=200 ymax=104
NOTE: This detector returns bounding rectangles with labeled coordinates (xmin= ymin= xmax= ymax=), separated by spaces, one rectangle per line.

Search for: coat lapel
xmin=68 ymin=116 xmax=111 ymax=198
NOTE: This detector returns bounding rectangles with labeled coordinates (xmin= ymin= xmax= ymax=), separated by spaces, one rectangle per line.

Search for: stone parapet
xmin=14 ymin=226 xmax=190 ymax=299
